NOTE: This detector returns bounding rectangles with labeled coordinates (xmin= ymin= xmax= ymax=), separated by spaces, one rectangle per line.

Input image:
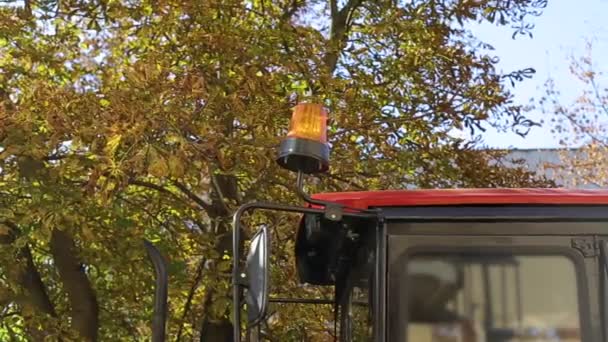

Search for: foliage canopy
xmin=539 ymin=40 xmax=608 ymax=188
xmin=0 ymin=0 xmax=550 ymax=340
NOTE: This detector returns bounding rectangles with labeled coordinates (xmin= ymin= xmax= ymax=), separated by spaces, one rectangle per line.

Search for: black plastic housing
xmin=276 ymin=137 xmax=329 ymax=174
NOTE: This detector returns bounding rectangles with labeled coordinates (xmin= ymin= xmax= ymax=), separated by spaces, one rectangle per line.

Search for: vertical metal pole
xmin=373 ymin=217 xmax=386 ymax=342
xmin=599 ymin=240 xmax=608 ymax=342
xmin=144 ymin=240 xmax=168 ymax=342
xmin=296 ymin=172 xmax=325 ymax=207
xmin=232 ymin=206 xmax=245 ymax=342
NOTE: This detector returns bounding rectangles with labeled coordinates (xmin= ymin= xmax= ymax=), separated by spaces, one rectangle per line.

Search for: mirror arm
xmin=232 ymin=202 xmax=378 ymax=342
xmin=144 ymin=240 xmax=169 ymax=342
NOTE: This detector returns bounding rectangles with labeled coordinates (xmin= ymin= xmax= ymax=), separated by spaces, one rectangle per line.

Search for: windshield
xmin=400 ymin=253 xmax=581 ymax=342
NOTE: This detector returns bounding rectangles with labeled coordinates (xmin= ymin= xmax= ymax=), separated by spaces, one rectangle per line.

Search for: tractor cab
xmin=229 ymin=103 xmax=608 ymax=341
xmin=290 ymin=189 xmax=608 ymax=342
xmin=236 ymin=186 xmax=608 ymax=342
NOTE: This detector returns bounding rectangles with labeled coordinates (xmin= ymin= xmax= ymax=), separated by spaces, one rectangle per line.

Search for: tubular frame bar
xmin=232 ymin=201 xmax=378 ymax=342
xmin=144 ymin=240 xmax=169 ymax=342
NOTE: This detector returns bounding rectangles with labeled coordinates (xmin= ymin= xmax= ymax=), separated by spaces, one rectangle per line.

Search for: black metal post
xmin=296 ymin=172 xmax=379 ymax=214
xmin=144 ymin=240 xmax=168 ymax=342
xmin=296 ymin=171 xmax=330 ymax=208
xmin=599 ymin=240 xmax=608 ymax=342
xmin=373 ymin=216 xmax=386 ymax=342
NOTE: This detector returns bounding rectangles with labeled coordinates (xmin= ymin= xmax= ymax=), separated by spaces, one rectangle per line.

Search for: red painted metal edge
xmin=311 ymin=188 xmax=608 ymax=209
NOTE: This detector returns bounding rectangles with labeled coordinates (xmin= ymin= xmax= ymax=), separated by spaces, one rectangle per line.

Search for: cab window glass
xmin=350 ymin=284 xmax=372 ymax=341
xmin=406 ymin=254 xmax=580 ymax=342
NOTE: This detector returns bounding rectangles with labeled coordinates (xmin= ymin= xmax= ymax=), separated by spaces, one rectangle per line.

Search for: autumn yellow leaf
xmin=104 ymin=134 xmax=122 ymax=156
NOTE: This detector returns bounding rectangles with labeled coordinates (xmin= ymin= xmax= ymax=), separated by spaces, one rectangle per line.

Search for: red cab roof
xmin=311 ymin=188 xmax=608 ymax=209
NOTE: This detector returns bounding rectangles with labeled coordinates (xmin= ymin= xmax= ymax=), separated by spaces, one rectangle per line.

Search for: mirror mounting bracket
xmin=235 ymin=271 xmax=249 ymax=287
xmin=324 ymin=203 xmax=343 ymax=221
xmin=296 ymin=171 xmax=378 ymax=217
xmin=232 ymin=199 xmax=379 ymax=342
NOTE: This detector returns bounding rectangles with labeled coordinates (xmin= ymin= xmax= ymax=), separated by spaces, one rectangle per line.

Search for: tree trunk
xmin=50 ymin=229 xmax=99 ymax=341
xmin=199 ymin=224 xmax=236 ymax=341
xmin=200 ymin=318 xmax=234 ymax=342
xmin=198 ymin=172 xmax=239 ymax=341
xmin=1 ymin=222 xmax=56 ymax=339
xmin=17 ymin=246 xmax=57 ymax=315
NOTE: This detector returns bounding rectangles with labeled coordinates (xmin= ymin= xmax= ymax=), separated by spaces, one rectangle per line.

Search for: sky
xmin=470 ymin=0 xmax=608 ymax=149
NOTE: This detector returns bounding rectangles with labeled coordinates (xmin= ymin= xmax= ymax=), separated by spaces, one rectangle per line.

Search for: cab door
xmin=387 ymin=229 xmax=596 ymax=342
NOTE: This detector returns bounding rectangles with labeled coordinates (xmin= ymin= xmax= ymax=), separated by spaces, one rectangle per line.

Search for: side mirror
xmin=244 ymin=226 xmax=270 ymax=325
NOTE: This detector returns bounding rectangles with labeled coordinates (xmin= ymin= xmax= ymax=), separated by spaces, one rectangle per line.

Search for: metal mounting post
xmin=144 ymin=240 xmax=168 ymax=342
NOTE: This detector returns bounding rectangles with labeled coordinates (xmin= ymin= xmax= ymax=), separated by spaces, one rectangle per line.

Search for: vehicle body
xmin=292 ymin=188 xmax=608 ymax=341
xmin=228 ymin=103 xmax=608 ymax=342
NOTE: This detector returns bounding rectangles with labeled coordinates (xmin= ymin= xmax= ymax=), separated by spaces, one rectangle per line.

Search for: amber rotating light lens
xmin=276 ymin=103 xmax=330 ymax=174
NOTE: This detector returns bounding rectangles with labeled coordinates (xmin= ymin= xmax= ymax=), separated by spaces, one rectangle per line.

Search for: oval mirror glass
xmin=245 ymin=226 xmax=270 ymax=325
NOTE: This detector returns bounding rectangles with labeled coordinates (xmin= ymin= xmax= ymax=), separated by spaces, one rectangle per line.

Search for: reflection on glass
xmin=406 ymin=254 xmax=580 ymax=342
xmin=350 ymin=285 xmax=372 ymax=341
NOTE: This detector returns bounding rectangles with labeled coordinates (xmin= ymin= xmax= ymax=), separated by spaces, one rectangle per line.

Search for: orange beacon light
xmin=276 ymin=103 xmax=330 ymax=174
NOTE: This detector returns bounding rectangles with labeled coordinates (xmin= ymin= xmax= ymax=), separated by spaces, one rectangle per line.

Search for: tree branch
xmin=281 ymin=0 xmax=305 ymax=21
xmin=129 ymin=179 xmax=179 ymax=199
xmin=0 ymin=221 xmax=57 ymax=339
xmin=175 ymin=257 xmax=206 ymax=342
xmin=330 ymin=0 xmax=339 ymax=17
xmin=199 ymin=287 xmax=233 ymax=341
xmin=209 ymin=173 xmax=235 ymax=214
xmin=49 ymin=229 xmax=99 ymax=341
xmin=171 ymin=180 xmax=218 ymax=215
xmin=324 ymin=173 xmax=366 ymax=190
xmin=324 ymin=0 xmax=364 ymax=71
xmin=0 ymin=223 xmax=56 ymax=316
xmin=129 ymin=179 xmax=214 ymax=213
xmin=116 ymin=196 xmax=180 ymax=238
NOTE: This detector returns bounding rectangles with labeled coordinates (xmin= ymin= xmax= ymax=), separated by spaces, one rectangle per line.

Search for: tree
xmin=0 ymin=0 xmax=551 ymax=340
xmin=538 ymin=40 xmax=608 ymax=188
